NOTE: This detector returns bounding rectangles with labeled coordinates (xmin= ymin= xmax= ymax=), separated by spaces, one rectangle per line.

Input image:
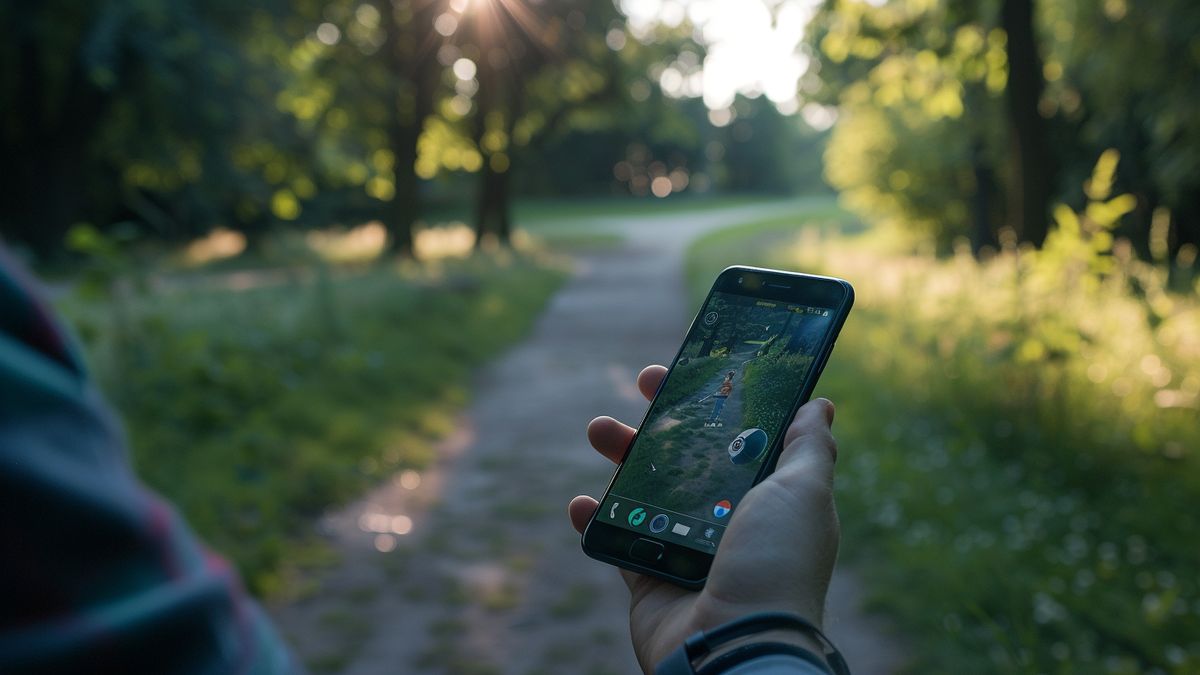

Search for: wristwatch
xmin=654 ymin=611 xmax=851 ymax=675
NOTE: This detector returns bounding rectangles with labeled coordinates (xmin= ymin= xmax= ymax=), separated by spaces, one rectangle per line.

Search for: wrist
xmin=655 ymin=611 xmax=849 ymax=675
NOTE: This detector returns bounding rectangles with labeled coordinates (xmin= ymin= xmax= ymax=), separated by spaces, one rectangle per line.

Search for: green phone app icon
xmin=627 ymin=507 xmax=646 ymax=527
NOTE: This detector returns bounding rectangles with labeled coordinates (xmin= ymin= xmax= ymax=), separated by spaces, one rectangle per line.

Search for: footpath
xmin=271 ymin=204 xmax=906 ymax=674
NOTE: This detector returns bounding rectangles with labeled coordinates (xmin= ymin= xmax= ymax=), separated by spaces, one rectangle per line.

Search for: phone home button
xmin=629 ymin=538 xmax=665 ymax=563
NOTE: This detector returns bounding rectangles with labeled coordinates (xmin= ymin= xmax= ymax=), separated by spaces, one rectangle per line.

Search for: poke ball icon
xmin=728 ymin=428 xmax=768 ymax=465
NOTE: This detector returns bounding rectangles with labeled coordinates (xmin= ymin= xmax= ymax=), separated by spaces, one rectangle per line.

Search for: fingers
xmin=566 ymin=495 xmax=644 ymax=592
xmin=777 ymin=398 xmax=838 ymax=488
xmin=568 ymin=495 xmax=599 ymax=533
xmin=587 ymin=416 xmax=636 ymax=464
xmin=637 ymin=365 xmax=668 ymax=401
xmin=585 ymin=365 xmax=666 ymax=465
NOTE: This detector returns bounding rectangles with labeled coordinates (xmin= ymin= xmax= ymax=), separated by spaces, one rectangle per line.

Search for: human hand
xmin=568 ymin=365 xmax=841 ymax=672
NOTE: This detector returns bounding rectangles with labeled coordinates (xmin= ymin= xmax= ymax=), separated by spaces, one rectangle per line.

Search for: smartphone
xmin=581 ymin=266 xmax=853 ymax=588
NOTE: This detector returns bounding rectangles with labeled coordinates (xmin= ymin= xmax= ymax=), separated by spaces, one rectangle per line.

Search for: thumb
xmin=776 ymin=398 xmax=838 ymax=489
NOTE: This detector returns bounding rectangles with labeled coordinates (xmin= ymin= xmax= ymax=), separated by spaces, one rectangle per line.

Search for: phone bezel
xmin=580 ymin=265 xmax=854 ymax=589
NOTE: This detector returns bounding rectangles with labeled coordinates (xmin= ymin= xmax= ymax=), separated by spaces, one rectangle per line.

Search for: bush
xmin=741 ymin=352 xmax=815 ymax=435
xmin=686 ymin=156 xmax=1200 ymax=672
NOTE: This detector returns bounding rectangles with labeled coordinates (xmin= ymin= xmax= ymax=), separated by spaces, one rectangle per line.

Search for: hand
xmin=568 ymin=365 xmax=841 ymax=672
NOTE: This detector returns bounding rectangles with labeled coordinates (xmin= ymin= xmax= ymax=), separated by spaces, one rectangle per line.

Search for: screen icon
xmin=627 ymin=507 xmax=646 ymax=527
xmin=609 ymin=502 xmax=619 ymax=519
xmin=703 ymin=311 xmax=719 ymax=326
xmin=649 ymin=514 xmax=670 ymax=533
xmin=704 ymin=527 xmax=716 ymax=539
xmin=672 ymin=522 xmax=691 ymax=537
xmin=713 ymin=500 xmax=732 ymax=518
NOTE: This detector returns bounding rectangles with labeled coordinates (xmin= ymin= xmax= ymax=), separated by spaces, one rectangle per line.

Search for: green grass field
xmin=59 ymin=253 xmax=565 ymax=596
xmin=686 ymin=202 xmax=1200 ymax=672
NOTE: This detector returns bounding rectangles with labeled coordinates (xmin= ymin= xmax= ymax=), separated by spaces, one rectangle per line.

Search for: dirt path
xmin=270 ymin=204 xmax=906 ymax=674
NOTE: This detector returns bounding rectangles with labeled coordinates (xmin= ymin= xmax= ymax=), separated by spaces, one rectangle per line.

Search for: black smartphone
xmin=581 ymin=266 xmax=853 ymax=588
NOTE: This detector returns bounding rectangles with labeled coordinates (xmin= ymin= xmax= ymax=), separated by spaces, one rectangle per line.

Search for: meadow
xmin=686 ymin=178 xmax=1200 ymax=671
xmin=58 ymin=242 xmax=565 ymax=597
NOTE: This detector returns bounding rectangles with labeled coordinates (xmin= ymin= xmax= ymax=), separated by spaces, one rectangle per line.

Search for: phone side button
xmin=629 ymin=538 xmax=665 ymax=563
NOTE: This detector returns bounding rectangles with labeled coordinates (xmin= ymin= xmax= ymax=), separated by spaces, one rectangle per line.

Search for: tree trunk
xmin=474 ymin=160 xmax=510 ymax=248
xmin=969 ymin=140 xmax=1000 ymax=256
xmin=698 ymin=321 xmax=721 ymax=358
xmin=388 ymin=102 xmax=421 ymax=259
xmin=382 ymin=0 xmax=439 ymax=259
xmin=3 ymin=21 xmax=103 ymax=260
xmin=1001 ymin=0 xmax=1054 ymax=247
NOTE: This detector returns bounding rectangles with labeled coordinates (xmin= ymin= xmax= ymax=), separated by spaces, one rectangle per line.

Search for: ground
xmin=269 ymin=203 xmax=908 ymax=674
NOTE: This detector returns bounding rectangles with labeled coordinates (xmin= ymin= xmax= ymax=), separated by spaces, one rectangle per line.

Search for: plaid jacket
xmin=0 ymin=252 xmax=298 ymax=674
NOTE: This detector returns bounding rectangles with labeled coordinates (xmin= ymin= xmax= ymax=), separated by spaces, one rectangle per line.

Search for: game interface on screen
xmin=599 ymin=290 xmax=835 ymax=553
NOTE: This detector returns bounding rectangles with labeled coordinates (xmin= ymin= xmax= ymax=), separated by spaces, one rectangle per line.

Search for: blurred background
xmin=2 ymin=0 xmax=1198 ymax=673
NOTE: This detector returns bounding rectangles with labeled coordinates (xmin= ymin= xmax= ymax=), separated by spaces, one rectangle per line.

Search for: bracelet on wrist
xmin=654 ymin=611 xmax=851 ymax=675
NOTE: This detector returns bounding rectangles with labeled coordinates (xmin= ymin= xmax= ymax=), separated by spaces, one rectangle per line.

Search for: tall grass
xmin=687 ymin=156 xmax=1200 ymax=672
xmin=60 ymin=253 xmax=565 ymax=596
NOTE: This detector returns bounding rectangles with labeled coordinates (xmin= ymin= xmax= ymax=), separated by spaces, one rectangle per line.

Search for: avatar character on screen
xmin=705 ymin=370 xmax=736 ymax=428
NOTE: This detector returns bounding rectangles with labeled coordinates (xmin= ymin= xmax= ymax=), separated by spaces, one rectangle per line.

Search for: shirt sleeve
xmin=0 ymin=251 xmax=300 ymax=674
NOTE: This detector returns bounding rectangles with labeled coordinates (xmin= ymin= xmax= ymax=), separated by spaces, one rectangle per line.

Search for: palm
xmin=625 ymin=575 xmax=698 ymax=669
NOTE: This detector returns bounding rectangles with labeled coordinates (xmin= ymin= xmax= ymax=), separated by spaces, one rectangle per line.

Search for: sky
xmin=618 ymin=0 xmax=827 ymax=120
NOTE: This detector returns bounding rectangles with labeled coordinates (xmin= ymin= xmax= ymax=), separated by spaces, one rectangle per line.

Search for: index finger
xmin=637 ymin=365 xmax=667 ymax=401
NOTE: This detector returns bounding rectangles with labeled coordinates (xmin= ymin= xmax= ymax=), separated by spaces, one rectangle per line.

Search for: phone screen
xmin=597 ymin=290 xmax=836 ymax=553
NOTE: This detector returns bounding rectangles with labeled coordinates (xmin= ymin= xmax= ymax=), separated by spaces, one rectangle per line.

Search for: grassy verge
xmin=682 ymin=196 xmax=857 ymax=303
xmin=686 ymin=207 xmax=1200 ymax=672
xmin=59 ymin=253 xmax=565 ymax=596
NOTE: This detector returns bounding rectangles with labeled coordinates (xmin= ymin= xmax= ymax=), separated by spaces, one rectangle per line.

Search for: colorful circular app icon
xmin=649 ymin=514 xmax=670 ymax=533
xmin=713 ymin=500 xmax=732 ymax=518
xmin=627 ymin=507 xmax=647 ymax=527
xmin=728 ymin=427 xmax=769 ymax=465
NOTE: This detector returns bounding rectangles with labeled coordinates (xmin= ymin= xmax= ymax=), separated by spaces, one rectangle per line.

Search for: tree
xmin=805 ymin=0 xmax=1200 ymax=258
xmin=0 ymin=0 xmax=300 ymax=258
xmin=1000 ymin=0 xmax=1054 ymax=246
xmin=384 ymin=0 xmax=444 ymax=257
xmin=1041 ymin=0 xmax=1200 ymax=257
xmin=452 ymin=0 xmax=625 ymax=247
xmin=805 ymin=0 xmax=1011 ymax=252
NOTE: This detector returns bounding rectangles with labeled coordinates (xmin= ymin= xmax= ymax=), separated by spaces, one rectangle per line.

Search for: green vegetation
xmin=2 ymin=1 xmax=826 ymax=264
xmin=741 ymin=353 xmax=816 ymax=436
xmin=683 ymin=196 xmax=859 ymax=299
xmin=7 ymin=0 xmax=1200 ymax=668
xmin=805 ymin=0 xmax=1200 ymax=256
xmin=60 ymin=253 xmax=564 ymax=596
xmin=654 ymin=355 xmax=723 ymax=409
xmin=687 ymin=156 xmax=1200 ymax=672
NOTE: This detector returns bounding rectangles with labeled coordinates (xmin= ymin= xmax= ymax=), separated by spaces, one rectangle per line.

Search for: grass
xmin=682 ymin=195 xmax=857 ymax=304
xmin=416 ymin=193 xmax=786 ymax=235
xmin=685 ymin=196 xmax=1200 ymax=672
xmin=515 ymin=194 xmax=817 ymax=235
xmin=59 ymin=252 xmax=566 ymax=597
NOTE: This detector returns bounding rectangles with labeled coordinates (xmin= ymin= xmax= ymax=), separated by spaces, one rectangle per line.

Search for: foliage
xmin=1 ymin=1 xmax=833 ymax=262
xmin=59 ymin=254 xmax=565 ymax=596
xmin=1040 ymin=0 xmax=1200 ymax=252
xmin=0 ymin=0 xmax=303 ymax=254
xmin=654 ymin=355 xmax=724 ymax=410
xmin=741 ymin=352 xmax=814 ymax=437
xmin=686 ymin=157 xmax=1200 ymax=672
xmin=805 ymin=0 xmax=1010 ymax=248
xmin=804 ymin=0 xmax=1200 ymax=255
